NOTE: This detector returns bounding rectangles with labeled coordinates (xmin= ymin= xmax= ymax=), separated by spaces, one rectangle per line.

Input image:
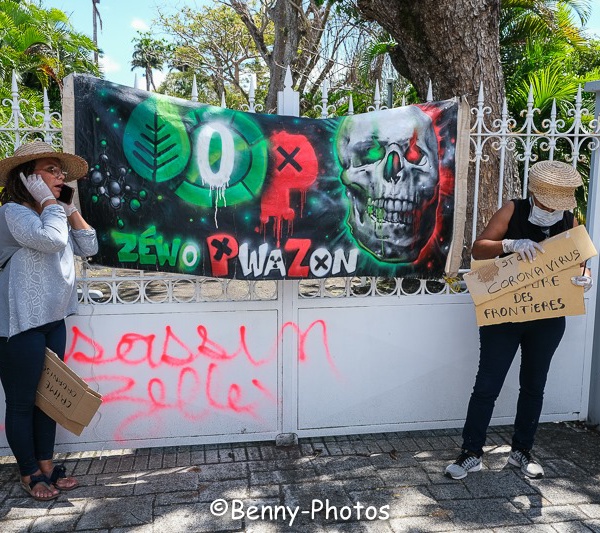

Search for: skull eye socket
xmin=351 ymin=140 xmax=386 ymax=167
xmin=405 ymin=142 xmax=425 ymax=165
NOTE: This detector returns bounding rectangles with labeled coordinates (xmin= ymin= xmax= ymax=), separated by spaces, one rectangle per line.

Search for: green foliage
xmin=0 ymin=0 xmax=100 ymax=153
xmin=131 ymin=32 xmax=172 ymax=91
xmin=0 ymin=1 xmax=99 ymax=87
xmin=498 ymin=1 xmax=599 ymax=218
xmin=157 ymin=71 xmax=202 ymax=99
xmin=568 ymin=38 xmax=600 ymax=77
xmin=0 ymin=85 xmax=47 ymax=159
xmin=502 ymin=1 xmax=597 ymax=113
xmin=156 ymin=3 xmax=266 ymax=106
xmin=510 ymin=61 xmax=580 ymax=113
xmin=0 ymin=0 xmax=99 ymax=113
xmin=500 ymin=0 xmax=590 ymax=50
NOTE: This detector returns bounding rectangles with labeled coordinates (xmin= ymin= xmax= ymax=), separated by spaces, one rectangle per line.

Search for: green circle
xmin=176 ymin=107 xmax=268 ymax=207
xmin=178 ymin=241 xmax=201 ymax=272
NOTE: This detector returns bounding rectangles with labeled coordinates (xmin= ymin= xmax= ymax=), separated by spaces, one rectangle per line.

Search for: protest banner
xmin=63 ymin=75 xmax=470 ymax=280
xmin=464 ymin=225 xmax=597 ymax=306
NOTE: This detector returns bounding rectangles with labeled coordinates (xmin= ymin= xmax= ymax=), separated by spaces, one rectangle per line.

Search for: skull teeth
xmin=371 ymin=198 xmax=416 ymax=224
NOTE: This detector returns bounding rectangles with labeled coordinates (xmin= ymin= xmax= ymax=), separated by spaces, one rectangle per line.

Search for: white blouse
xmin=0 ymin=202 xmax=98 ymax=337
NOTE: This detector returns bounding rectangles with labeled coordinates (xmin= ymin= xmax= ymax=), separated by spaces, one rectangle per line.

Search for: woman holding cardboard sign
xmin=445 ymin=160 xmax=592 ymax=481
xmin=0 ymin=141 xmax=97 ymax=500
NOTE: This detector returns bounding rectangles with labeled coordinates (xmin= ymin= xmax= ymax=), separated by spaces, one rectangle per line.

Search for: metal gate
xmin=0 ymin=72 xmax=599 ymax=453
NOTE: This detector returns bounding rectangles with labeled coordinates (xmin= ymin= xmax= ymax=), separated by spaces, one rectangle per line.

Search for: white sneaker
xmin=508 ymin=449 xmax=544 ymax=479
xmin=445 ymin=450 xmax=482 ymax=480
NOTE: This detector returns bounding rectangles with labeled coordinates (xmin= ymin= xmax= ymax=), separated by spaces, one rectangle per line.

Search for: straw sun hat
xmin=0 ymin=140 xmax=88 ymax=188
xmin=528 ymin=160 xmax=583 ymax=211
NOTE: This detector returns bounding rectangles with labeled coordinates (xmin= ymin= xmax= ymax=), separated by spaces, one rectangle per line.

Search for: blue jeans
xmin=0 ymin=320 xmax=66 ymax=476
xmin=462 ymin=317 xmax=566 ymax=456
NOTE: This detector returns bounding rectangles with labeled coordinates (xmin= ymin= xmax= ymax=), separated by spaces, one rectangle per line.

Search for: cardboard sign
xmin=473 ymin=263 xmax=584 ymax=326
xmin=36 ymin=348 xmax=102 ymax=436
xmin=464 ymin=225 xmax=597 ymax=306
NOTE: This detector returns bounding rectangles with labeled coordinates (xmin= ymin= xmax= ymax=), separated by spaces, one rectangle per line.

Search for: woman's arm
xmin=6 ymin=203 xmax=68 ymax=253
xmin=471 ymin=201 xmax=515 ymax=260
xmin=71 ymin=227 xmax=98 ymax=257
xmin=60 ymin=201 xmax=98 ymax=256
xmin=66 ymin=209 xmax=93 ymax=231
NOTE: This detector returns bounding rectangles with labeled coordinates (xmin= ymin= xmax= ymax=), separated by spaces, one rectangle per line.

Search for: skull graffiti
xmin=336 ymin=106 xmax=440 ymax=262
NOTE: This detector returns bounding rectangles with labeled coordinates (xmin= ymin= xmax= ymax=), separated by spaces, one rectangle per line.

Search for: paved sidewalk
xmin=1 ymin=422 xmax=600 ymax=532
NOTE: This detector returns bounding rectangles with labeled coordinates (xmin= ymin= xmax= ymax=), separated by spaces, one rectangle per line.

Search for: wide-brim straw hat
xmin=528 ymin=160 xmax=583 ymax=211
xmin=0 ymin=140 xmax=88 ymax=187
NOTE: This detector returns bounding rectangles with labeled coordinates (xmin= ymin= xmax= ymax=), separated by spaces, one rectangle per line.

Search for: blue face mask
xmin=528 ymin=196 xmax=564 ymax=227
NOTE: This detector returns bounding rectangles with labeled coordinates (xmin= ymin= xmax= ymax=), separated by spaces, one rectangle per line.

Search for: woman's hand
xmin=19 ymin=172 xmax=54 ymax=206
xmin=502 ymin=238 xmax=545 ymax=263
xmin=571 ymin=275 xmax=593 ymax=292
xmin=57 ymin=200 xmax=77 ymax=216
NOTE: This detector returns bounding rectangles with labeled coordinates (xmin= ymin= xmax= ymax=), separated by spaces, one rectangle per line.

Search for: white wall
xmin=0 ymin=292 xmax=591 ymax=454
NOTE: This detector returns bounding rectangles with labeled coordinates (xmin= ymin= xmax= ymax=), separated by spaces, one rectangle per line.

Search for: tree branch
xmin=228 ymin=0 xmax=272 ymax=66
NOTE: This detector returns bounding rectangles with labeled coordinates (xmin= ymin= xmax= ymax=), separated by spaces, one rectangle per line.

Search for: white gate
xmin=0 ymin=71 xmax=599 ymax=453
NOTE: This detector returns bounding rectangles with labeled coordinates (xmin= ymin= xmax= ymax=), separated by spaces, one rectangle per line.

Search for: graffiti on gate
xmin=62 ymin=320 xmax=337 ymax=441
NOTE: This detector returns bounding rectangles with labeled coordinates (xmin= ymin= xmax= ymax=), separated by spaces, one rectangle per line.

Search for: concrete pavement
xmin=1 ymin=422 xmax=600 ymax=532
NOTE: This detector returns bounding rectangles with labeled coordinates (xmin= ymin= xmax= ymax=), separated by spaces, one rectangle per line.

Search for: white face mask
xmin=528 ymin=197 xmax=564 ymax=227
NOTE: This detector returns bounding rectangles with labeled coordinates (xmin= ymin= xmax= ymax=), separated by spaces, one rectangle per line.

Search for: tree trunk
xmin=92 ymin=0 xmax=99 ymax=66
xmin=356 ymin=0 xmax=520 ymax=255
xmin=265 ymin=0 xmax=302 ymax=112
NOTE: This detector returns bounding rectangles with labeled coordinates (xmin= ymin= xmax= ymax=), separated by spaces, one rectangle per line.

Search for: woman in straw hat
xmin=445 ymin=160 xmax=593 ymax=481
xmin=0 ymin=140 xmax=97 ymax=500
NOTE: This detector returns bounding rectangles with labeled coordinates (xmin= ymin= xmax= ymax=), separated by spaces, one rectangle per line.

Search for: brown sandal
xmin=21 ymin=473 xmax=58 ymax=501
xmin=48 ymin=464 xmax=79 ymax=491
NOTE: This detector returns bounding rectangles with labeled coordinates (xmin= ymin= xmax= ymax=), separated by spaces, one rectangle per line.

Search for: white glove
xmin=19 ymin=172 xmax=54 ymax=206
xmin=502 ymin=238 xmax=545 ymax=262
xmin=57 ymin=201 xmax=77 ymax=216
xmin=571 ymin=275 xmax=593 ymax=292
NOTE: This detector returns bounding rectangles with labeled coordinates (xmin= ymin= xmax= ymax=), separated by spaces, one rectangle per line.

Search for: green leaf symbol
xmin=124 ymin=95 xmax=190 ymax=183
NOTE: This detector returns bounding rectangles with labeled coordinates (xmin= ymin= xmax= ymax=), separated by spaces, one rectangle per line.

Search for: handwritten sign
xmin=36 ymin=348 xmax=102 ymax=435
xmin=473 ymin=264 xmax=584 ymax=326
xmin=464 ymin=225 xmax=597 ymax=306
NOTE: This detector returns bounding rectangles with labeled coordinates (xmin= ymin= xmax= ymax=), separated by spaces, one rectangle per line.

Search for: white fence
xmin=1 ymin=71 xmax=600 ymax=453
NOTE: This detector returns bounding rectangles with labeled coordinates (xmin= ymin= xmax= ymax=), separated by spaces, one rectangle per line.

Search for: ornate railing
xmin=0 ymin=72 xmax=62 ymax=156
xmin=2 ymin=71 xmax=599 ymax=303
xmin=469 ymin=84 xmax=599 ymax=241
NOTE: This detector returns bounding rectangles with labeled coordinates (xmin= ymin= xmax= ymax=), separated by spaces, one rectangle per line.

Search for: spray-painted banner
xmin=67 ymin=76 xmax=468 ymax=280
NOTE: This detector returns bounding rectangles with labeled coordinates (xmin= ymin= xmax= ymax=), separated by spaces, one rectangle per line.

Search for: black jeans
xmin=462 ymin=317 xmax=566 ymax=456
xmin=0 ymin=320 xmax=66 ymax=476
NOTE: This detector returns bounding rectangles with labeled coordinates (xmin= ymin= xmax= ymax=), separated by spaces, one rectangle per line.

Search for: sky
xmin=44 ymin=0 xmax=600 ymax=89
xmin=43 ymin=0 xmax=192 ymax=87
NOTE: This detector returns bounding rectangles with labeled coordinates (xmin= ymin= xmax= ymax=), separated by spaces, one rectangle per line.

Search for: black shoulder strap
xmin=0 ymin=254 xmax=13 ymax=270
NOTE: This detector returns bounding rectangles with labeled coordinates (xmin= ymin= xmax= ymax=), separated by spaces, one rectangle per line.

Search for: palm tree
xmin=501 ymin=0 xmax=593 ymax=108
xmin=131 ymin=32 xmax=170 ymax=91
xmin=498 ymin=1 xmax=599 ymax=222
xmin=92 ymin=0 xmax=102 ymax=65
xmin=500 ymin=0 xmax=590 ymax=51
xmin=0 ymin=0 xmax=99 ymax=95
xmin=0 ymin=1 xmax=50 ymax=82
